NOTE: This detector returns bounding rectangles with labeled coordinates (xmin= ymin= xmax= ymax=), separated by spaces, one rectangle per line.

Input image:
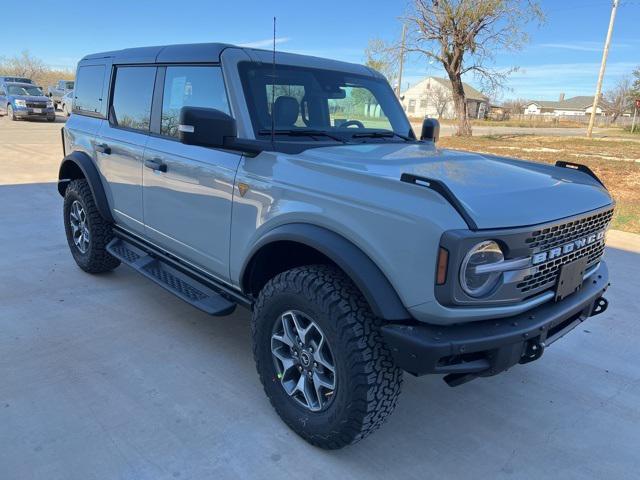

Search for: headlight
xmin=14 ymin=99 xmax=26 ymax=107
xmin=459 ymin=241 xmax=504 ymax=297
xmin=47 ymin=101 xmax=54 ymax=108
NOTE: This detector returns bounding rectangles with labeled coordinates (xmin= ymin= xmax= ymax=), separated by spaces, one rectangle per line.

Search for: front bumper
xmin=381 ymin=261 xmax=610 ymax=386
xmin=14 ymin=107 xmax=55 ymax=118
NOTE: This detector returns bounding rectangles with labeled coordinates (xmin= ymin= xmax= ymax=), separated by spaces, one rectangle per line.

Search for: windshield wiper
xmin=258 ymin=129 xmax=348 ymax=143
xmin=351 ymin=131 xmax=415 ymax=142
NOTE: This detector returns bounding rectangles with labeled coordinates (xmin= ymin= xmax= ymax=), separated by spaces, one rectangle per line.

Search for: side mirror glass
xmin=420 ymin=118 xmax=440 ymax=142
xmin=179 ymin=107 xmax=237 ymax=149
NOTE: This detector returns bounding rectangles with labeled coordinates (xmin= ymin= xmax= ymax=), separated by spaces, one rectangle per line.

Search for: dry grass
xmin=438 ymin=135 xmax=640 ymax=234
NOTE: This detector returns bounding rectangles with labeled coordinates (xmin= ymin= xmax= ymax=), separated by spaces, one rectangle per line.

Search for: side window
xmin=111 ymin=66 xmax=156 ymax=131
xmin=75 ymin=65 xmax=105 ymax=115
xmin=160 ymin=66 xmax=229 ymax=138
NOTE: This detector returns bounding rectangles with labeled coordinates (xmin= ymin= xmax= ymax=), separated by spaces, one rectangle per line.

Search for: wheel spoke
xmin=291 ymin=311 xmax=312 ymax=344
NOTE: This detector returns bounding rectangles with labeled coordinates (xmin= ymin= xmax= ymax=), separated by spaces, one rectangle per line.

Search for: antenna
xmin=270 ymin=16 xmax=276 ymax=148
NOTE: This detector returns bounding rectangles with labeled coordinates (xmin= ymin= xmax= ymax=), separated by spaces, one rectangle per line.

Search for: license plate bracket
xmin=555 ymin=256 xmax=588 ymax=302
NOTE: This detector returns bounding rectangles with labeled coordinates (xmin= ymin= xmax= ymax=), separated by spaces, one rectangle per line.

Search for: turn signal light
xmin=436 ymin=247 xmax=449 ymax=285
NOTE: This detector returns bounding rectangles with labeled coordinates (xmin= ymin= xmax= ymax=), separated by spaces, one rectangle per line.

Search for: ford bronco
xmin=58 ymin=43 xmax=612 ymax=449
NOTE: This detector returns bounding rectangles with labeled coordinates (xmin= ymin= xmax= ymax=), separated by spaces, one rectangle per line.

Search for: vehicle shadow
xmin=1 ymin=181 xmax=639 ymax=479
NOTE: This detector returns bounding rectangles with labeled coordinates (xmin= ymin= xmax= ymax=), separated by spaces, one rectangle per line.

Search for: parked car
xmin=61 ymin=90 xmax=73 ymax=116
xmin=48 ymin=79 xmax=74 ymax=109
xmin=58 ymin=43 xmax=613 ymax=449
xmin=0 ymin=82 xmax=55 ymax=121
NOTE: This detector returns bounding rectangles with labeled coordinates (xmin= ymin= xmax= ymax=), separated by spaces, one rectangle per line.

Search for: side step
xmin=107 ymin=238 xmax=236 ymax=316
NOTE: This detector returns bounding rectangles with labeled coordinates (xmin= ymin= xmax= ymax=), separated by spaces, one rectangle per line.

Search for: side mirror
xmin=420 ymin=118 xmax=440 ymax=142
xmin=179 ymin=107 xmax=237 ymax=148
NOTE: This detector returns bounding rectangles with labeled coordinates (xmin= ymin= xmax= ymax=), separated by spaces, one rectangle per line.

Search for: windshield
xmin=7 ymin=85 xmax=44 ymax=96
xmin=65 ymin=81 xmax=75 ymax=89
xmin=238 ymin=62 xmax=414 ymax=143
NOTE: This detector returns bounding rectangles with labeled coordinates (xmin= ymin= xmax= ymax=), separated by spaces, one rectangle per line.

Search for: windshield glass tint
xmin=238 ymin=62 xmax=412 ymax=141
xmin=7 ymin=85 xmax=43 ymax=96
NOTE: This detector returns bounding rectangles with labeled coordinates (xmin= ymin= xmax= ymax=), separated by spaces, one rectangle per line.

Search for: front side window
xmin=111 ymin=66 xmax=156 ymax=131
xmin=238 ymin=62 xmax=413 ymax=143
xmin=161 ymin=66 xmax=229 ymax=138
xmin=75 ymin=65 xmax=105 ymax=114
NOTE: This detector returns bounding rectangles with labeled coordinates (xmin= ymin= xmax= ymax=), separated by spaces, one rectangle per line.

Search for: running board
xmin=107 ymin=238 xmax=236 ymax=316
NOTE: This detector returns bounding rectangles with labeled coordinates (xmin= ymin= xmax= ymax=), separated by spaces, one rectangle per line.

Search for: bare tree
xmin=502 ymin=98 xmax=528 ymax=115
xmin=0 ymin=50 xmax=74 ymax=88
xmin=365 ymin=38 xmax=399 ymax=85
xmin=604 ymin=77 xmax=633 ymax=123
xmin=428 ymin=87 xmax=451 ymax=118
xmin=404 ymin=0 xmax=544 ymax=136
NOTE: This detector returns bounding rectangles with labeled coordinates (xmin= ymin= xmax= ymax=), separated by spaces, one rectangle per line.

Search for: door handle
xmin=95 ymin=143 xmax=111 ymax=155
xmin=144 ymin=158 xmax=167 ymax=173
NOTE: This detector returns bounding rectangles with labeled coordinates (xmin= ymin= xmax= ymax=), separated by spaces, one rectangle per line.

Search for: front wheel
xmin=252 ymin=265 xmax=402 ymax=449
xmin=8 ymin=104 xmax=16 ymax=121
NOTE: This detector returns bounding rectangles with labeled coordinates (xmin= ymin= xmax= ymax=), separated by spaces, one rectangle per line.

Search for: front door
xmin=142 ymin=65 xmax=240 ymax=281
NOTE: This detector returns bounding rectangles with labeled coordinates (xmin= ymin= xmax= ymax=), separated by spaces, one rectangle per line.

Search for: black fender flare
xmin=57 ymin=151 xmax=114 ymax=223
xmin=241 ymin=223 xmax=410 ymax=321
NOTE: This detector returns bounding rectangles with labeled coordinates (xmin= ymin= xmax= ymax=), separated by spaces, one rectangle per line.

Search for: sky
xmin=0 ymin=0 xmax=638 ymax=101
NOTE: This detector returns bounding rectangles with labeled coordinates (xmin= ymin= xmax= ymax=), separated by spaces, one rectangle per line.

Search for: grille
xmin=525 ymin=209 xmax=613 ymax=250
xmin=26 ymin=102 xmax=47 ymax=108
xmin=517 ymin=241 xmax=605 ymax=293
xmin=517 ymin=207 xmax=613 ymax=294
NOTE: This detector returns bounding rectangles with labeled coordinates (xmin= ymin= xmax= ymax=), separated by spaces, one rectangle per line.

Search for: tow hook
xmin=591 ymin=297 xmax=609 ymax=317
xmin=520 ymin=339 xmax=545 ymax=364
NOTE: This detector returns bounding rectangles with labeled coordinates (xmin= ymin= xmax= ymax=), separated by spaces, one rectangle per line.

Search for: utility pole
xmin=396 ymin=23 xmax=407 ymax=97
xmin=587 ymin=0 xmax=619 ymax=138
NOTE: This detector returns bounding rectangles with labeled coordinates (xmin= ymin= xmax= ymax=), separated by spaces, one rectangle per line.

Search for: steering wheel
xmin=339 ymin=119 xmax=365 ymax=129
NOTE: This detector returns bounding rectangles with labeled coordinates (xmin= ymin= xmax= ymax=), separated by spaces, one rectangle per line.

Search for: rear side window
xmin=110 ymin=66 xmax=156 ymax=131
xmin=160 ymin=66 xmax=229 ymax=138
xmin=74 ymin=65 xmax=105 ymax=115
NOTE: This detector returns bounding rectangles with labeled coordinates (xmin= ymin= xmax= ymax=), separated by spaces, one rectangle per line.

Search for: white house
xmin=400 ymin=77 xmax=489 ymax=119
xmin=523 ymin=95 xmax=607 ymax=116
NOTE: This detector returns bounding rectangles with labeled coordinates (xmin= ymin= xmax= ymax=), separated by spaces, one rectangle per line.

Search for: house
xmin=400 ymin=77 xmax=489 ymax=119
xmin=523 ymin=95 xmax=608 ymax=116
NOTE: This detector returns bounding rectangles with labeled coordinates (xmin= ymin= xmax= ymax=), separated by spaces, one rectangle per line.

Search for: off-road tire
xmin=252 ymin=264 xmax=402 ymax=449
xmin=63 ymin=179 xmax=120 ymax=273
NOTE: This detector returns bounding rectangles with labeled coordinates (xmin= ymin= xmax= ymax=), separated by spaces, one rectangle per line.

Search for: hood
xmin=297 ymin=143 xmax=612 ymax=229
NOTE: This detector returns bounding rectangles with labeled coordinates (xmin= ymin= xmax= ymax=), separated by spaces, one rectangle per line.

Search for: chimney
xmin=559 ymin=93 xmax=565 ymax=102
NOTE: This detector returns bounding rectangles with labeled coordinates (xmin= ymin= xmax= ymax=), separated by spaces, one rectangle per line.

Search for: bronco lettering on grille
xmin=532 ymin=230 xmax=605 ymax=265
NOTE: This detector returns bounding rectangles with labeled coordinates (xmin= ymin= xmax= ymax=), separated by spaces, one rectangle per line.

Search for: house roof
xmin=527 ymin=96 xmax=606 ymax=111
xmin=401 ymin=77 xmax=488 ymax=102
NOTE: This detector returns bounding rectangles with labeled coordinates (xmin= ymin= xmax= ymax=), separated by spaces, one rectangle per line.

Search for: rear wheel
xmin=252 ymin=265 xmax=402 ymax=449
xmin=63 ymin=179 xmax=120 ymax=273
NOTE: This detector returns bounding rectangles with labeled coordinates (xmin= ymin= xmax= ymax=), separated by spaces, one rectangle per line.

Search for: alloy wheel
xmin=271 ymin=310 xmax=336 ymax=412
xmin=69 ymin=200 xmax=90 ymax=253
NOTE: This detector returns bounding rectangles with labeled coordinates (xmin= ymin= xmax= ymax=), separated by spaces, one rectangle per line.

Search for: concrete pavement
xmin=1 ymin=116 xmax=639 ymax=479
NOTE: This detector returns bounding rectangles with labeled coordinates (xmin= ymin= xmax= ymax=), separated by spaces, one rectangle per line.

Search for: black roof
xmin=81 ymin=42 xmax=234 ymax=64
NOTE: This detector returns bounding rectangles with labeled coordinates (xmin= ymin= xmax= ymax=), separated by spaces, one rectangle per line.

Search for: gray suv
xmin=58 ymin=43 xmax=613 ymax=449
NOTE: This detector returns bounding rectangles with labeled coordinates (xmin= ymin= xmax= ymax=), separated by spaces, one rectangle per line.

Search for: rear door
xmin=142 ymin=65 xmax=241 ymax=281
xmin=95 ymin=65 xmax=156 ymax=235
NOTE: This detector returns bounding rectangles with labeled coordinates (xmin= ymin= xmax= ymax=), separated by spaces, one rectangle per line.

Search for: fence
xmin=506 ymin=114 xmax=634 ymax=128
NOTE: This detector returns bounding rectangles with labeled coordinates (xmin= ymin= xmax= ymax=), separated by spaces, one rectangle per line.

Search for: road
xmin=1 ymin=116 xmax=639 ymax=479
